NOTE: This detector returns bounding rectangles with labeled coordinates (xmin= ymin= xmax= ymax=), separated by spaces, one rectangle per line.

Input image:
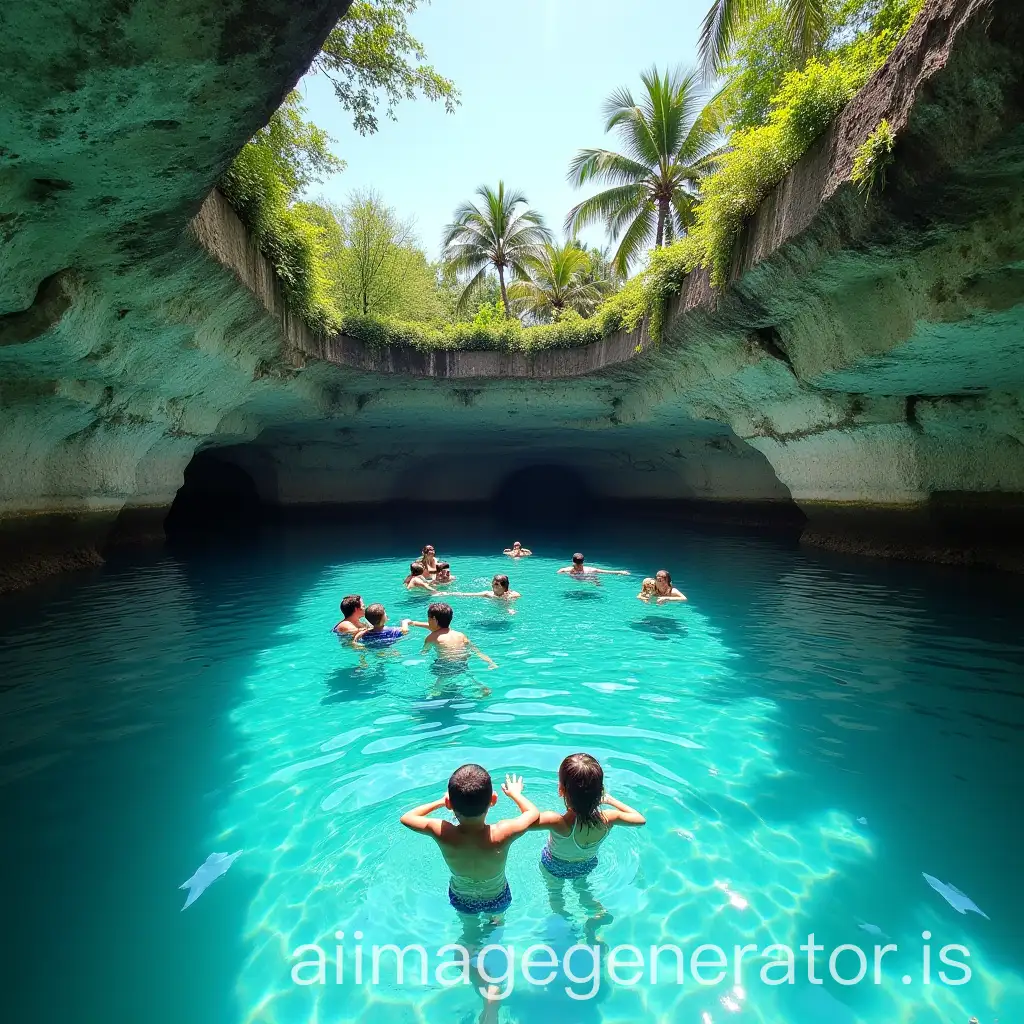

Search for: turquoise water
xmin=1 ymin=520 xmax=1023 ymax=1024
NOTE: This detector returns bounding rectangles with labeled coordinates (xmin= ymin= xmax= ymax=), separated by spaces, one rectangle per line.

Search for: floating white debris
xmin=179 ymin=851 xmax=241 ymax=910
xmin=922 ymin=873 xmax=989 ymax=918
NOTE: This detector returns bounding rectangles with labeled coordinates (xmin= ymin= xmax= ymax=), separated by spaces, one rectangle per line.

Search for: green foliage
xmin=679 ymin=0 xmax=924 ymax=287
xmin=566 ymin=66 xmax=725 ymax=274
xmin=442 ymin=182 xmax=552 ymax=317
xmin=218 ymin=0 xmax=925 ymax=352
xmin=219 ymin=93 xmax=344 ymax=331
xmin=314 ymin=0 xmax=459 ymax=134
xmin=851 ymin=118 xmax=895 ymax=199
xmin=338 ymin=274 xmax=649 ymax=352
xmin=509 ymin=241 xmax=609 ymax=321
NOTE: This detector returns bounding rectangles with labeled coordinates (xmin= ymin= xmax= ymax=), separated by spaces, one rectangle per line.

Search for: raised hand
xmin=502 ymin=773 xmax=524 ymax=798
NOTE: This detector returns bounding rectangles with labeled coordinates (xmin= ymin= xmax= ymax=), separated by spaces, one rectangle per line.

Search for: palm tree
xmin=441 ymin=182 xmax=551 ymax=318
xmin=698 ymin=0 xmax=828 ymax=78
xmin=509 ymin=242 xmax=608 ymax=321
xmin=565 ymin=67 xmax=723 ymax=274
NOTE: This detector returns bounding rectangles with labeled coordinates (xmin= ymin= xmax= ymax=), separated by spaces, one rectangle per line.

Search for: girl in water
xmin=420 ymin=544 xmax=439 ymax=576
xmin=531 ymin=753 xmax=646 ymax=941
xmin=636 ymin=577 xmax=657 ymax=600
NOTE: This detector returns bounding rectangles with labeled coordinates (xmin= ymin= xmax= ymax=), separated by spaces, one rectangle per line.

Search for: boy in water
xmin=450 ymin=574 xmax=520 ymax=602
xmin=421 ymin=602 xmax=496 ymax=668
xmin=404 ymin=562 xmax=438 ymax=592
xmin=333 ymin=594 xmax=368 ymax=635
xmin=557 ymin=553 xmax=630 ymax=578
xmin=503 ymin=541 xmax=532 ymax=558
xmin=432 ymin=561 xmax=455 ymax=585
xmin=354 ymin=603 xmax=414 ymax=648
xmin=400 ymin=765 xmax=538 ymax=941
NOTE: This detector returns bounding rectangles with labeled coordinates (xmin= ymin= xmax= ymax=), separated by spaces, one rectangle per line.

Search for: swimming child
xmin=503 ymin=541 xmax=532 ymax=558
xmin=333 ymin=594 xmax=368 ymax=635
xmin=557 ymin=553 xmax=630 ymax=579
xmin=530 ymin=752 xmax=646 ymax=939
xmin=636 ymin=578 xmax=657 ymax=601
xmin=432 ymin=560 xmax=455 ymax=585
xmin=404 ymin=562 xmax=438 ymax=592
xmin=353 ymin=603 xmax=414 ymax=647
xmin=399 ymin=765 xmax=538 ymax=948
xmin=421 ymin=601 xmax=497 ymax=668
xmin=450 ymin=574 xmax=521 ymax=602
xmin=652 ymin=569 xmax=687 ymax=603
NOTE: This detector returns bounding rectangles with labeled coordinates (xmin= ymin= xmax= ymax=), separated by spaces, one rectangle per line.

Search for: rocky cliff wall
xmin=2 ymin=0 xmax=1023 ymax=590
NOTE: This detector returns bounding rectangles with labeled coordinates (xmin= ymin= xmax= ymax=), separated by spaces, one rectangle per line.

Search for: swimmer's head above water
xmin=408 ymin=561 xmax=426 ymax=577
xmin=364 ymin=603 xmax=388 ymax=627
xmin=559 ymin=752 xmax=605 ymax=829
xmin=491 ymin=574 xmax=510 ymax=596
xmin=446 ymin=763 xmax=496 ymax=821
xmin=427 ymin=601 xmax=454 ymax=629
xmin=572 ymin=553 xmax=584 ymax=569
xmin=340 ymin=594 xmax=364 ymax=617
xmin=434 ymin=561 xmax=452 ymax=582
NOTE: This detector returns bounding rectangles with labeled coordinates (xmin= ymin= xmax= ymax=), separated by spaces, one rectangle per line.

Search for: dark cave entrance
xmin=165 ymin=449 xmax=264 ymax=537
xmin=492 ymin=464 xmax=595 ymax=521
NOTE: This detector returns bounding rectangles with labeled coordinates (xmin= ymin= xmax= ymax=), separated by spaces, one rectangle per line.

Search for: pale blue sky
xmin=298 ymin=0 xmax=707 ymax=259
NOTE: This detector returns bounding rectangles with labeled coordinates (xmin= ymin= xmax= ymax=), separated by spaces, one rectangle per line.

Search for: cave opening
xmin=491 ymin=464 xmax=595 ymax=522
xmin=165 ymin=449 xmax=264 ymax=538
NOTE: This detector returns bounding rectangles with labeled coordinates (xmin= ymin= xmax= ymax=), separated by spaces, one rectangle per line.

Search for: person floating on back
xmin=399 ymin=764 xmax=538 ymax=945
xmin=557 ymin=553 xmax=630 ymax=579
xmin=421 ymin=601 xmax=496 ymax=668
xmin=450 ymin=574 xmax=521 ymax=602
xmin=503 ymin=541 xmax=532 ymax=558
xmin=530 ymin=752 xmax=646 ymax=941
xmin=404 ymin=562 xmax=438 ymax=592
xmin=649 ymin=569 xmax=686 ymax=604
xmin=353 ymin=603 xmax=414 ymax=648
xmin=333 ymin=594 xmax=368 ymax=636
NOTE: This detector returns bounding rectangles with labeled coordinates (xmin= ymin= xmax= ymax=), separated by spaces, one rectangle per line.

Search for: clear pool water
xmin=1 ymin=518 xmax=1022 ymax=1024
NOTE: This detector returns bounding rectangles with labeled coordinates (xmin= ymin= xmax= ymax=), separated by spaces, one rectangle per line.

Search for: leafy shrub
xmin=851 ymin=118 xmax=895 ymax=199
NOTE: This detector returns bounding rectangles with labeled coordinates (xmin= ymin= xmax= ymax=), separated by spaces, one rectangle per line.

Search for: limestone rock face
xmin=0 ymin=0 xmax=348 ymax=585
xmin=2 ymin=0 xmax=1024 ymax=587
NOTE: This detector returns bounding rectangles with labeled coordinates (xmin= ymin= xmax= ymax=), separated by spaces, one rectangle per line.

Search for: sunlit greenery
xmin=441 ymin=183 xmax=551 ymax=318
xmin=566 ymin=67 xmax=723 ymax=274
xmin=218 ymin=0 xmax=926 ymax=351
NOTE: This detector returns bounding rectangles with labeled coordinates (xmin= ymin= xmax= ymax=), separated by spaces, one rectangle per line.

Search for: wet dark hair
xmin=656 ymin=569 xmax=672 ymax=585
xmin=422 ymin=544 xmax=435 ymax=556
xmin=364 ymin=603 xmax=386 ymax=626
xmin=559 ymin=752 xmax=605 ymax=829
xmin=428 ymin=601 xmax=453 ymax=627
xmin=340 ymin=594 xmax=362 ymax=617
xmin=572 ymin=553 xmax=584 ymax=565
xmin=436 ymin=561 xmax=450 ymax=571
xmin=492 ymin=574 xmax=509 ymax=591
xmin=448 ymin=763 xmax=492 ymax=817
xmin=409 ymin=561 xmax=424 ymax=576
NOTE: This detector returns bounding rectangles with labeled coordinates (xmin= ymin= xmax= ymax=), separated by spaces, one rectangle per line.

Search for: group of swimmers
xmin=329 ymin=542 xmax=688 ymax=1018
xmin=332 ymin=543 xmax=688 ymax=670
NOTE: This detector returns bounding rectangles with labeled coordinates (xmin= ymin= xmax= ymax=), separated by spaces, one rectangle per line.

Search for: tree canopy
xmin=566 ymin=67 xmax=723 ymax=274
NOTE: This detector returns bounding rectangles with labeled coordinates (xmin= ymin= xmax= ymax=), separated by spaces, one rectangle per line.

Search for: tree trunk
xmin=655 ymin=198 xmax=669 ymax=247
xmin=497 ymin=265 xmax=511 ymax=318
